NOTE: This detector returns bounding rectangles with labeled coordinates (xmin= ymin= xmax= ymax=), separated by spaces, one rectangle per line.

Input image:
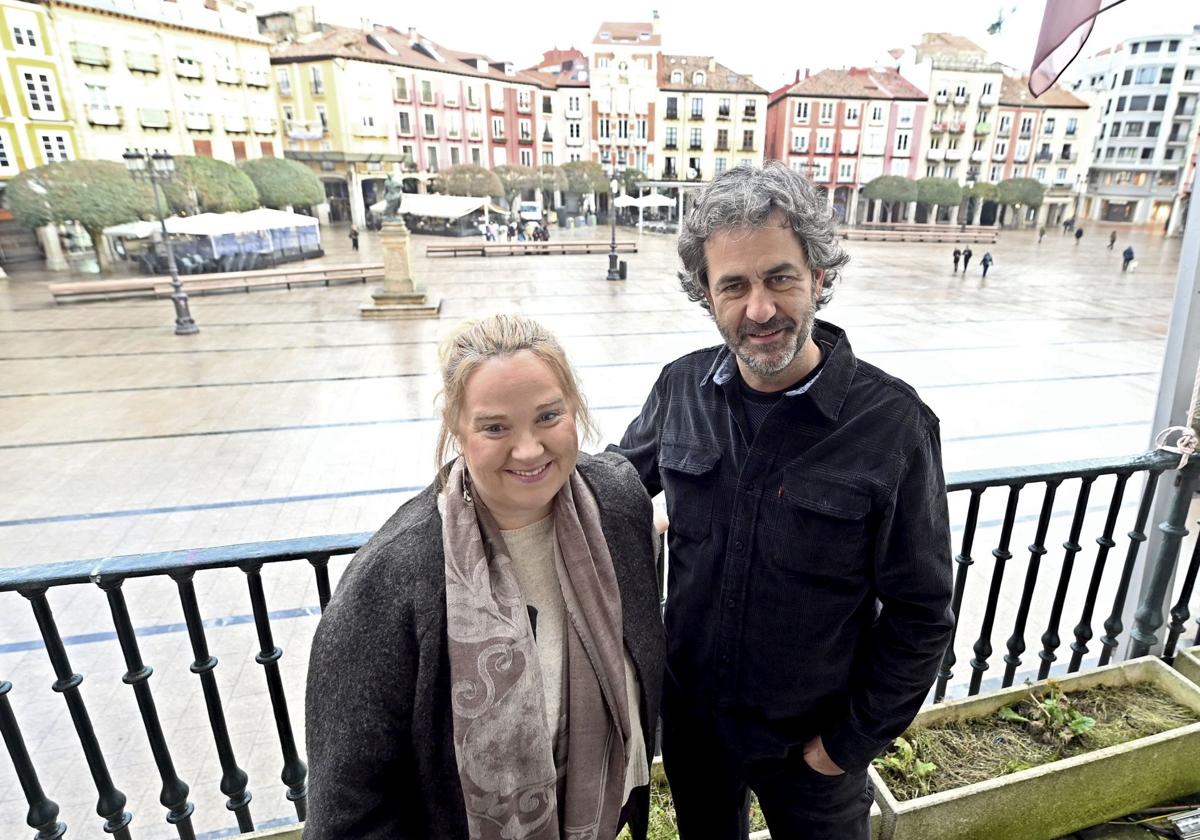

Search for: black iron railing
xmin=2 ymin=450 xmax=1199 ymax=837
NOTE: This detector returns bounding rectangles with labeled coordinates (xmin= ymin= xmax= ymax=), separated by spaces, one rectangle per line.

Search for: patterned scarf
xmin=442 ymin=457 xmax=630 ymax=840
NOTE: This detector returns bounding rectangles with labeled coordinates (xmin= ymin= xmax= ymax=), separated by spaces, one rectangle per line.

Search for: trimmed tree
xmin=862 ymin=175 xmax=918 ymax=222
xmin=620 ymin=168 xmax=647 ymax=196
xmin=163 ymin=155 xmax=259 ymax=215
xmin=493 ymin=165 xmax=537 ymax=214
xmin=915 ymin=177 xmax=963 ymax=222
xmin=562 ymin=161 xmax=612 ymax=197
xmin=239 ymin=157 xmax=325 ymax=210
xmin=997 ymin=177 xmax=1045 ymax=228
xmin=431 ymin=164 xmax=502 ymax=198
xmin=7 ymin=159 xmax=153 ymax=272
xmin=536 ymin=164 xmax=568 ymax=210
xmin=961 ymin=182 xmax=999 ymax=225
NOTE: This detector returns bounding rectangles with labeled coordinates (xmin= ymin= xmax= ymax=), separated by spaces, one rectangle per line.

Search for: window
xmin=840 ymin=129 xmax=858 ymax=154
xmin=1147 ymin=121 xmax=1160 ymax=137
xmin=998 ymin=114 xmax=1011 ymax=133
xmin=1110 ymin=121 xmax=1121 ymax=137
xmin=845 ymin=104 xmax=859 ymax=123
xmin=541 ymin=150 xmax=552 ymax=165
xmin=1135 ymin=66 xmax=1157 ymax=84
xmin=792 ymin=131 xmax=808 ymax=153
xmin=282 ymin=105 xmax=294 ymax=122
xmin=689 ymin=127 xmax=702 ymax=148
xmin=716 ymin=128 xmax=729 ymax=149
xmin=811 ymin=160 xmax=829 ymax=181
xmin=426 ymin=146 xmax=438 ymax=172
xmin=471 ymin=147 xmax=482 ymax=165
xmin=870 ymin=104 xmax=884 ymax=123
xmin=1019 ymin=115 xmax=1033 ymax=135
xmin=394 ymin=75 xmax=409 ymax=101
xmin=816 ymin=131 xmax=832 ymax=153
xmin=541 ymin=95 xmax=551 ymax=114
xmin=398 ymin=111 xmax=412 ymax=135
xmin=568 ymin=122 xmax=581 ymax=139
xmin=890 ymin=158 xmax=909 ymax=176
xmin=491 ymin=116 xmax=504 ymax=137
xmin=719 ymin=97 xmax=731 ymax=117
xmin=597 ymin=56 xmax=608 ymax=68
xmin=715 ymin=157 xmax=727 ymax=175
xmin=423 ymin=113 xmax=436 ymax=136
xmin=671 ymin=70 xmax=682 ymax=83
xmin=1066 ymin=118 xmax=1078 ymax=135
xmin=568 ymin=95 xmax=581 ymax=113
xmin=0 ymin=133 xmax=12 ymax=171
xmin=895 ymin=131 xmax=910 ymax=152
xmin=665 ymin=126 xmax=677 ymax=148
xmin=599 ymin=117 xmax=610 ymax=139
xmin=39 ymin=131 xmax=70 ymax=162
xmin=981 ymin=81 xmax=993 ymax=96
xmin=489 ymin=86 xmax=505 ymax=111
xmin=316 ymin=105 xmax=327 ymax=132
xmin=943 ymin=163 xmax=956 ymax=178
xmin=666 ymin=96 xmax=678 ymax=118
xmin=1122 ymin=69 xmax=1133 ymax=85
xmin=310 ymin=66 xmax=323 ymax=95
xmin=617 ymin=119 xmax=629 ymax=139
xmin=1140 ymin=147 xmax=1153 ymax=160
xmin=445 ymin=112 xmax=461 ymax=138
xmin=1153 ymin=95 xmax=1167 ymax=111
xmin=692 ymin=71 xmax=705 ymax=85
xmin=1124 ymin=121 xmax=1143 ymax=137
xmin=690 ymin=98 xmax=703 ymax=118
xmin=1035 ymin=166 xmax=1047 ymax=183
xmin=838 ymin=161 xmax=854 ymax=181
xmin=21 ymin=70 xmax=57 ymax=114
xmin=276 ymin=68 xmax=291 ymax=96
xmin=516 ymin=90 xmax=530 ymax=111
xmin=10 ymin=9 xmax=39 ymax=49
xmin=421 ymin=80 xmax=434 ymax=104
xmin=1168 ymin=39 xmax=1180 ymax=52
xmin=1043 ymin=117 xmax=1056 ymax=133
xmin=467 ymin=86 xmax=479 ymax=108
xmin=1161 ymin=67 xmax=1174 ymax=84
xmin=1056 ymin=167 xmax=1068 ymax=182
xmin=1145 ymin=40 xmax=1161 ymax=52
xmin=819 ymin=101 xmax=834 ymax=123
xmin=795 ymin=100 xmax=809 ymax=122
xmin=444 ymin=84 xmax=458 ymax=107
xmin=637 ymin=118 xmax=647 ymax=140
xmin=742 ymin=129 xmax=754 ymax=150
xmin=1186 ymin=69 xmax=1196 ymax=82
xmin=994 ymin=140 xmax=1008 ymax=156
xmin=990 ymin=164 xmax=1002 ymax=181
xmin=519 ymin=119 xmax=531 ymax=141
xmin=1129 ymin=95 xmax=1150 ymax=110
xmin=519 ymin=148 xmax=532 ymax=166
xmin=85 ymin=83 xmax=110 ymax=108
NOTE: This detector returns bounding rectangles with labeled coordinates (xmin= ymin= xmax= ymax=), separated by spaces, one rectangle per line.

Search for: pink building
xmin=766 ymin=68 xmax=926 ymax=223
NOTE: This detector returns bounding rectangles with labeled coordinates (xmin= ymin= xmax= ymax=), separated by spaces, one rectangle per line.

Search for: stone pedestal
xmin=360 ymin=220 xmax=441 ymax=319
xmin=38 ymin=225 xmax=68 ymax=271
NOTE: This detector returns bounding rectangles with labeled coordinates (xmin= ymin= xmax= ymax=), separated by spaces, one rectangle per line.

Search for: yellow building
xmin=40 ymin=0 xmax=282 ymax=165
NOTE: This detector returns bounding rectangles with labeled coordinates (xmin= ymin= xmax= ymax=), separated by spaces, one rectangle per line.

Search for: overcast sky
xmin=256 ymin=0 xmax=1197 ymax=92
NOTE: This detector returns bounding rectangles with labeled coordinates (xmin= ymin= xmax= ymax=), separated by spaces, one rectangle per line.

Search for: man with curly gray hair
xmin=613 ymin=162 xmax=954 ymax=839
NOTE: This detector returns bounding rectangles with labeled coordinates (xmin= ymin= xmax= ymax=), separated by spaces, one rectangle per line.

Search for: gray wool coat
xmin=304 ymin=452 xmax=666 ymax=839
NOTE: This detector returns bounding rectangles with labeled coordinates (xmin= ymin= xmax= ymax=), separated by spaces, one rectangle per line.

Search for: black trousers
xmin=662 ymin=694 xmax=874 ymax=840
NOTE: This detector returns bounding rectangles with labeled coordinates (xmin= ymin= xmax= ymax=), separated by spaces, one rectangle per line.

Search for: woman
xmin=305 ymin=314 xmax=665 ymax=840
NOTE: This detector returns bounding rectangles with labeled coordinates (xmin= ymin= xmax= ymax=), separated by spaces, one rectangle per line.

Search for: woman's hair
xmin=677 ymin=161 xmax=850 ymax=312
xmin=435 ymin=314 xmax=596 ymax=478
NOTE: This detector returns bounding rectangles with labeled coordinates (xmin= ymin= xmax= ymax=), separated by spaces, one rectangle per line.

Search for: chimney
xmin=804 ymin=68 xmax=811 ymax=79
xmin=360 ymin=17 xmax=371 ymax=33
xmin=651 ymin=9 xmax=660 ymax=35
xmin=794 ymin=69 xmax=801 ymax=84
xmin=708 ymin=57 xmax=715 ymax=72
xmin=407 ymin=26 xmax=417 ymax=43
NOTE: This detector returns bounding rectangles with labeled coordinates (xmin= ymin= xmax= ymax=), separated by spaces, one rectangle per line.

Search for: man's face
xmin=702 ymin=211 xmax=823 ymax=391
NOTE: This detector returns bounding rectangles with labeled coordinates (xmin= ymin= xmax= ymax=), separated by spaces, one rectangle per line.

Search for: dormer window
xmin=693 ymin=71 xmax=705 ymax=85
xmin=671 ymin=71 xmax=682 ymax=83
xmin=599 ymin=32 xmax=611 ymax=40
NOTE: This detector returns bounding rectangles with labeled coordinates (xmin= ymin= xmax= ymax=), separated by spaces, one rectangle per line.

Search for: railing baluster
xmin=1038 ymin=477 xmax=1095 ymax=679
xmin=968 ymin=485 xmax=1023 ymax=695
xmin=308 ymin=554 xmax=332 ymax=611
xmin=97 ymin=577 xmax=195 ymax=839
xmin=22 ymin=587 xmax=133 ymax=839
xmin=935 ymin=488 xmax=984 ymax=702
xmin=1164 ymin=518 xmax=1200 ymax=659
xmin=1069 ymin=473 xmax=1130 ymax=672
xmin=1130 ymin=462 xmax=1200 ymax=657
xmin=1003 ymin=480 xmax=1062 ymax=687
xmin=241 ymin=561 xmax=307 ymax=820
xmin=1099 ymin=469 xmax=1163 ymax=665
xmin=0 ymin=680 xmax=67 ymax=840
xmin=170 ymin=569 xmax=255 ymax=832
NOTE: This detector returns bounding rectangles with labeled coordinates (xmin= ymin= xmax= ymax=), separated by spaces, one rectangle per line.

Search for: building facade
xmin=766 ymin=67 xmax=926 ymax=223
xmin=658 ymin=54 xmax=766 ymax=183
xmin=44 ymin=0 xmax=280 ymax=165
xmin=588 ymin=21 xmax=659 ymax=178
xmin=1068 ymin=28 xmax=1200 ymax=233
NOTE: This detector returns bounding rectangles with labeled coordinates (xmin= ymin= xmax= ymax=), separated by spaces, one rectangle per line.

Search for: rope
xmin=1155 ymin=425 xmax=1200 ymax=470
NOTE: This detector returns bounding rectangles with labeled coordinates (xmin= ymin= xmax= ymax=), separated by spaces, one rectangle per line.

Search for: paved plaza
xmin=0 ymin=222 xmax=1194 ymax=838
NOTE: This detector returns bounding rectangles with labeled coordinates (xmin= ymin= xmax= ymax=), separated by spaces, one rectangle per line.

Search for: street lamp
xmin=123 ymin=148 xmax=198 ymax=335
xmin=606 ymin=171 xmax=621 ymax=280
xmin=963 ymin=170 xmax=978 ymax=230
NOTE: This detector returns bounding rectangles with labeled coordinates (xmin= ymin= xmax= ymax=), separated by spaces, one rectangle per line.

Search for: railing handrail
xmin=946 ymin=449 xmax=1177 ymax=492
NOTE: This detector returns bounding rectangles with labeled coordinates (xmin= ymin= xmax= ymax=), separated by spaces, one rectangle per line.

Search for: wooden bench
xmin=426 ymin=240 xmax=638 ymax=258
xmin=48 ymin=263 xmax=385 ymax=303
xmin=844 ymin=228 xmax=997 ymax=244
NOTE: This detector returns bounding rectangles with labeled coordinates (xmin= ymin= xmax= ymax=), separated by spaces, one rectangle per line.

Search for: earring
xmin=463 ymin=472 xmax=474 ymax=505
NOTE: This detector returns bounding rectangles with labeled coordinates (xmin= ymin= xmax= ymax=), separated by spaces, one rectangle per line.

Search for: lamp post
xmin=123 ymin=148 xmax=197 ymax=335
xmin=606 ymin=170 xmax=621 ymax=280
xmin=963 ymin=171 xmax=978 ymax=231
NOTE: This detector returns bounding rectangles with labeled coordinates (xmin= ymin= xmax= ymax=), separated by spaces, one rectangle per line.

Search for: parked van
xmin=518 ymin=201 xmax=543 ymax=222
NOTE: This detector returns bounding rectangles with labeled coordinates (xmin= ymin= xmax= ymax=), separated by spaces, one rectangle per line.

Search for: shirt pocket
xmin=659 ymin=441 xmax=721 ymax=544
xmin=770 ymin=475 xmax=873 ymax=579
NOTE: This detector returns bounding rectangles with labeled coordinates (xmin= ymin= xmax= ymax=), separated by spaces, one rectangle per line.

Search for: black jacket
xmin=304 ymin=452 xmax=666 ymax=839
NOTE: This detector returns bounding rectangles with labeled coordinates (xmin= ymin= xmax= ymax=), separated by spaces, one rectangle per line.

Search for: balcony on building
xmin=925 ymin=147 xmax=945 ymax=161
xmin=687 ymin=168 xmax=703 ymax=181
xmin=71 ymin=41 xmax=110 ymax=68
xmin=969 ymin=150 xmax=984 ymax=162
xmin=992 ymin=147 xmax=1007 ymax=161
xmin=492 ymin=130 xmax=505 ymax=141
xmin=184 ymin=111 xmax=211 ymax=131
xmin=125 ymin=50 xmax=160 ymax=74
xmin=688 ymin=142 xmax=703 ymax=151
xmin=252 ymin=116 xmax=276 ymax=135
xmin=245 ymin=69 xmax=269 ymax=88
xmin=1035 ymin=150 xmax=1054 ymax=163
xmin=743 ymin=105 xmax=757 ymax=121
xmin=948 ymin=121 xmax=966 ymax=135
xmin=974 ymin=122 xmax=992 ymax=136
xmin=1060 ymin=151 xmax=1076 ymax=162
xmin=741 ymin=143 xmax=756 ymax=152
xmin=139 ymin=108 xmax=171 ymax=130
xmin=934 ymin=92 xmax=948 ymax=105
xmin=174 ymin=58 xmax=203 ymax=80
xmin=929 ymin=122 xmax=947 ymax=134
xmin=86 ymin=104 xmax=123 ymax=127
xmin=519 ymin=134 xmax=533 ymax=145
xmin=953 ymin=93 xmax=970 ymax=106
xmin=565 ymin=134 xmax=582 ymax=147
xmin=517 ymin=99 xmax=532 ymax=114
xmin=224 ymin=114 xmax=248 ymax=134
xmin=447 ymin=126 xmax=461 ymax=139
xmin=717 ymin=105 xmax=731 ymax=120
xmin=311 ymin=80 xmax=325 ymax=96
xmin=978 ymin=92 xmax=998 ymax=108
xmin=1014 ymin=148 xmax=1029 ymax=162
xmin=277 ymin=79 xmax=292 ymax=98
xmin=216 ymin=66 xmax=242 ymax=86
xmin=664 ymin=141 xmax=678 ymax=150
xmin=997 ymin=125 xmax=1011 ymax=138
xmin=665 ymin=106 xmax=678 ymax=120
xmin=944 ymin=148 xmax=963 ymax=161
xmin=1019 ymin=129 xmax=1032 ymax=140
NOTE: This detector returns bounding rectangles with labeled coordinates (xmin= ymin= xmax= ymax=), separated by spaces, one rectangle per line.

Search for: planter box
xmin=870 ymin=657 xmax=1200 ymax=840
xmin=1176 ymin=645 xmax=1200 ymax=687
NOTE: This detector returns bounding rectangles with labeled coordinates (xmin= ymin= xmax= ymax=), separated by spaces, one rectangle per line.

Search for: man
xmin=613 ymin=163 xmax=954 ymax=839
xmin=1122 ymin=244 xmax=1135 ymax=272
xmin=961 ymin=246 xmax=973 ymax=273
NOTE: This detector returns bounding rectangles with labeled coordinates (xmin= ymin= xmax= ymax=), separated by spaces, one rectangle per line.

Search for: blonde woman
xmin=305 ymin=314 xmax=665 ymax=840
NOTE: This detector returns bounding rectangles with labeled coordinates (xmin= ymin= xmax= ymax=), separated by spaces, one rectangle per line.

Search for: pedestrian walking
xmin=348 ymin=225 xmax=359 ymax=251
xmin=1122 ymin=245 xmax=1135 ymax=271
xmin=981 ymin=251 xmax=993 ymax=278
xmin=1108 ymin=231 xmax=1116 ymax=250
xmin=1038 ymin=226 xmax=1046 ymax=243
xmin=1074 ymin=227 xmax=1084 ymax=244
xmin=952 ymin=248 xmax=961 ymax=272
xmin=962 ymin=246 xmax=973 ymax=272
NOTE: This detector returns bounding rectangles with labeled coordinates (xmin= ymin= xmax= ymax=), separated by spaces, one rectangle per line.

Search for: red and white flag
xmin=1029 ymin=0 xmax=1127 ymax=96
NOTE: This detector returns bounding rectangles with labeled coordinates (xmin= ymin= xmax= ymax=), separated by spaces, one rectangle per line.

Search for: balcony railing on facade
xmin=71 ymin=41 xmax=110 ymax=67
xmin=944 ymin=148 xmax=963 ymax=161
xmin=1019 ymin=130 xmax=1033 ymax=140
xmin=926 ymin=147 xmax=945 ymax=160
xmin=974 ymin=122 xmax=992 ymax=136
xmin=953 ymin=93 xmax=970 ymax=106
xmin=86 ymin=104 xmax=123 ymax=127
xmin=185 ymin=112 xmax=212 ymax=132
xmin=717 ymin=107 xmax=731 ymax=119
xmin=742 ymin=108 xmax=757 ymax=121
xmin=139 ymin=108 xmax=171 ymax=130
xmin=930 ymin=122 xmax=947 ymax=134
xmin=3 ymin=449 xmax=1196 ymax=840
xmin=244 ymin=69 xmax=269 ymax=88
xmin=223 ymin=115 xmax=249 ymax=134
xmin=934 ymin=93 xmax=949 ymax=105
xmin=947 ymin=122 xmax=966 ymax=134
xmin=970 ymin=150 xmax=985 ymax=162
xmin=978 ymin=93 xmax=998 ymax=108
xmin=1035 ymin=151 xmax=1054 ymax=163
xmin=252 ymin=117 xmax=276 ymax=135
xmin=1060 ymin=152 xmax=1077 ymax=162
xmin=215 ymin=67 xmax=242 ymax=86
xmin=740 ymin=144 xmax=756 ymax=152
xmin=997 ymin=126 xmax=1011 ymax=138
xmin=126 ymin=50 xmax=160 ymax=74
xmin=174 ymin=59 xmax=203 ymax=81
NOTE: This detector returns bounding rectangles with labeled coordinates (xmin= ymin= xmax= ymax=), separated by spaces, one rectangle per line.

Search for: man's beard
xmin=717 ymin=306 xmax=817 ymax=380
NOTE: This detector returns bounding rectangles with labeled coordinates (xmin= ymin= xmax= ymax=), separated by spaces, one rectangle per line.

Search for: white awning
xmin=637 ymin=193 xmax=675 ymax=208
xmin=369 ymin=194 xmax=504 ymax=219
xmin=614 ymin=194 xmax=640 ymax=208
xmin=104 ymin=209 xmax=321 ymax=239
xmin=102 ymin=220 xmax=160 ymax=239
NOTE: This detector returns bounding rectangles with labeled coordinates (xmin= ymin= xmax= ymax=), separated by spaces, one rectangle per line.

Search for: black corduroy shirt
xmin=613 ymin=320 xmax=955 ymax=772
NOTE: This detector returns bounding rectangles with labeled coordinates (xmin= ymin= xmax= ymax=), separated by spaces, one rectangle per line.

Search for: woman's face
xmin=456 ymin=351 xmax=579 ymax=530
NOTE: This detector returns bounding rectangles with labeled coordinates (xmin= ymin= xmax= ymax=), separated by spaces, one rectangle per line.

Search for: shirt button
xmin=726 ymin=598 xmax=735 ymax=608
xmin=721 ymin=654 xmax=730 ymax=664
xmin=746 ymin=483 xmax=756 ymax=493
xmin=734 ymin=540 xmax=744 ymax=552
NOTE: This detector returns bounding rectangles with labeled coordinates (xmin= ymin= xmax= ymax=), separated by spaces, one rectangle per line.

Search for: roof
xmin=1000 ymin=74 xmax=1089 ymax=109
xmin=770 ymin=67 xmax=926 ymax=103
xmin=658 ymin=54 xmax=766 ymax=94
xmin=270 ymin=25 xmax=545 ymax=87
xmin=525 ymin=49 xmax=590 ymax=88
xmin=918 ymin=32 xmax=987 ymax=55
xmin=371 ymin=194 xmax=504 ymax=219
xmin=527 ymin=47 xmax=585 ymax=71
xmin=592 ymin=22 xmax=660 ymax=47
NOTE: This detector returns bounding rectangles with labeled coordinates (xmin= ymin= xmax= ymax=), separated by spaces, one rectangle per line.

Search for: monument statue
xmin=381 ymin=175 xmax=405 ymax=221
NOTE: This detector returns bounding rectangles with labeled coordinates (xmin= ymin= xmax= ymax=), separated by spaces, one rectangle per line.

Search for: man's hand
xmin=802 ymin=735 xmax=845 ymax=777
